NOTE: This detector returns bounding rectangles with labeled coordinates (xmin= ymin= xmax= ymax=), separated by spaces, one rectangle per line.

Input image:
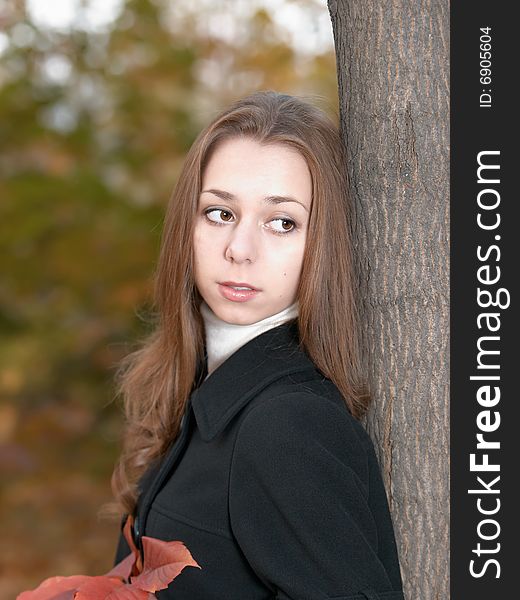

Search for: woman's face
xmin=193 ymin=137 xmax=312 ymax=325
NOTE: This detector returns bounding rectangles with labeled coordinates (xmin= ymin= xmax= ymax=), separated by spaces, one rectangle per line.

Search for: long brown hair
xmin=110 ymin=90 xmax=369 ymax=517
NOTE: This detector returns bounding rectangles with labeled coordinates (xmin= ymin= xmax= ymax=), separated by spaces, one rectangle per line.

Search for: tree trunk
xmin=328 ymin=2 xmax=450 ymax=598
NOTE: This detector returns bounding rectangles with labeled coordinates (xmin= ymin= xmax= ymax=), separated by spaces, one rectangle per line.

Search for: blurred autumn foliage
xmin=0 ymin=0 xmax=337 ymax=595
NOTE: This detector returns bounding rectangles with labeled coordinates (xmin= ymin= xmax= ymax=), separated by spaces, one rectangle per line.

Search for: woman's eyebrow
xmin=200 ymin=188 xmax=309 ymax=212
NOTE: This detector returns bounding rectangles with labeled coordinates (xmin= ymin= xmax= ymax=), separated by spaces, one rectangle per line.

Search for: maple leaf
xmin=71 ymin=576 xmax=125 ymax=599
xmin=73 ymin=577 xmax=148 ymax=599
xmin=105 ymin=553 xmax=136 ymax=581
xmin=16 ymin=575 xmax=94 ymax=600
xmin=130 ymin=536 xmax=202 ymax=593
xmin=119 ymin=514 xmax=142 ymax=576
xmin=15 ymin=575 xmax=131 ymax=600
xmin=16 ymin=513 xmax=201 ymax=599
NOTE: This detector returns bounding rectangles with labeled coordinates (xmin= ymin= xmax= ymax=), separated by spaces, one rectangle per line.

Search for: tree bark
xmin=328 ymin=2 xmax=449 ymax=598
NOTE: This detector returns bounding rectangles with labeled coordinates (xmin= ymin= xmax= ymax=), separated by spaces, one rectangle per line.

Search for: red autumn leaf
xmin=105 ymin=552 xmax=136 ymax=581
xmin=71 ymin=576 xmax=124 ymax=599
xmin=73 ymin=576 xmax=150 ymax=600
xmin=16 ymin=575 xmax=93 ymax=600
xmin=96 ymin=588 xmax=152 ymax=600
xmin=121 ymin=515 xmax=142 ymax=576
xmin=16 ymin=513 xmax=201 ymax=599
xmin=130 ymin=536 xmax=201 ymax=593
xmin=100 ymin=588 xmax=152 ymax=600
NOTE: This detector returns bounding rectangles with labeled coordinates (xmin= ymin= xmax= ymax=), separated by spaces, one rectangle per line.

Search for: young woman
xmin=111 ymin=90 xmax=404 ymax=600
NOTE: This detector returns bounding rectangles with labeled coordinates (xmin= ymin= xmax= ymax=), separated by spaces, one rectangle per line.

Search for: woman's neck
xmin=200 ymin=301 xmax=299 ymax=378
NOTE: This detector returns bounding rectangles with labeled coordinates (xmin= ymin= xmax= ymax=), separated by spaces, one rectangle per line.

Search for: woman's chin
xmin=208 ymin=301 xmax=264 ymax=326
xmin=219 ymin=307 xmax=259 ymax=326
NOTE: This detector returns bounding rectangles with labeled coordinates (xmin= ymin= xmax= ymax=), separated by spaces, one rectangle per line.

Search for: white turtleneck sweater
xmin=200 ymin=300 xmax=299 ymax=379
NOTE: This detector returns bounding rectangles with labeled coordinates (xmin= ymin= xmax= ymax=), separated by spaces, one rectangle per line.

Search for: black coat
xmin=114 ymin=321 xmax=404 ymax=600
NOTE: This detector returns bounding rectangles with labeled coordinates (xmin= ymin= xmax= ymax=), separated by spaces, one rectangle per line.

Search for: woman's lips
xmin=217 ymin=283 xmax=260 ymax=303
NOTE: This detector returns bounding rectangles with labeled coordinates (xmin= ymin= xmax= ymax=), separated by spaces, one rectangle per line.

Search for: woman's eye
xmin=205 ymin=208 xmax=234 ymax=224
xmin=269 ymin=218 xmax=296 ymax=234
xmin=203 ymin=209 xmax=295 ymax=234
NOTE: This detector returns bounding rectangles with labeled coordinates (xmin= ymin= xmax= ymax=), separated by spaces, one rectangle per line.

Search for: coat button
xmin=133 ymin=516 xmax=140 ymax=542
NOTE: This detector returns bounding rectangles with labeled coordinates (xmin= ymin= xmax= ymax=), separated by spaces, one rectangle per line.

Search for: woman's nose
xmin=224 ymin=219 xmax=258 ymax=264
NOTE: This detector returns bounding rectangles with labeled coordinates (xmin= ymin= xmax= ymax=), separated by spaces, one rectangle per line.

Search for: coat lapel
xmin=191 ymin=319 xmax=317 ymax=442
xmin=134 ymin=319 xmax=318 ymax=547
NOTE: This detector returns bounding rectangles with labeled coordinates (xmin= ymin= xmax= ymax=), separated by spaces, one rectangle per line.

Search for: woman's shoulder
xmin=249 ymin=369 xmax=372 ymax=442
xmin=235 ymin=374 xmax=374 ymax=485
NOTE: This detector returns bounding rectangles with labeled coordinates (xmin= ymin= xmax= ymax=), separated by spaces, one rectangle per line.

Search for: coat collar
xmin=190 ymin=319 xmax=317 ymax=442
